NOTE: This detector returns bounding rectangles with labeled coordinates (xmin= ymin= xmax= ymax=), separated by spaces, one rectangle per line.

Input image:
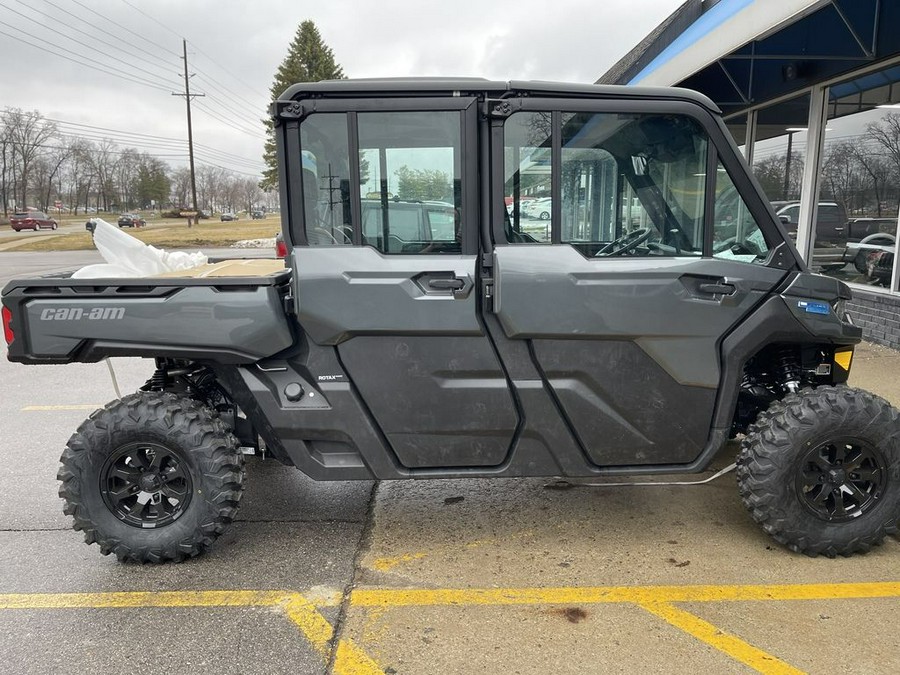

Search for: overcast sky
xmin=0 ymin=0 xmax=685 ymax=178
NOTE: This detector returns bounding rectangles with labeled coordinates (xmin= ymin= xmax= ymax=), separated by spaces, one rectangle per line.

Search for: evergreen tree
xmin=260 ymin=21 xmax=345 ymax=190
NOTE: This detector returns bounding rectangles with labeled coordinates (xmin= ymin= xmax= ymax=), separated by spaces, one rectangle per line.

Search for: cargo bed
xmin=2 ymin=261 xmax=294 ymax=365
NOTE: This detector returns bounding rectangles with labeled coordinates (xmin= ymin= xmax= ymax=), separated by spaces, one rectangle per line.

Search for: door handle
xmin=698 ymin=282 xmax=735 ymax=295
xmin=428 ymin=278 xmax=465 ymax=290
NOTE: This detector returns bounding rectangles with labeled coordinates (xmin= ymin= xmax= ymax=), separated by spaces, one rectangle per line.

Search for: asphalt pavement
xmin=0 ymin=250 xmax=898 ymax=674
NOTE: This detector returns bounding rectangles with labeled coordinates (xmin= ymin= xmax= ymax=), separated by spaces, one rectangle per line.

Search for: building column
xmin=796 ymin=84 xmax=829 ymax=263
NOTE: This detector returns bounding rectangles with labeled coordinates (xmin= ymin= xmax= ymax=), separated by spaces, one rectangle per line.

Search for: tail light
xmin=275 ymin=238 xmax=288 ymax=259
xmin=2 ymin=306 xmax=13 ymax=346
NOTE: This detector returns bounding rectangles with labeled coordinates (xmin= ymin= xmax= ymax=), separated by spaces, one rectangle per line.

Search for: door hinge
xmin=483 ymin=279 xmax=494 ymax=311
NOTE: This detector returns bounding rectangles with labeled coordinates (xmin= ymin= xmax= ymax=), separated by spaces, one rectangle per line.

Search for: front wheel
xmin=737 ymin=386 xmax=900 ymax=557
xmin=58 ymin=392 xmax=244 ymax=562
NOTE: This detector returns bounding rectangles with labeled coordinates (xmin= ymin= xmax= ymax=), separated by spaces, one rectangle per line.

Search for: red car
xmin=10 ymin=211 xmax=58 ymax=231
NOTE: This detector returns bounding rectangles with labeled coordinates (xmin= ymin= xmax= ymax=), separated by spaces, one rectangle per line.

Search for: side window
xmin=504 ymin=112 xmax=708 ymax=257
xmin=358 ymin=112 xmax=462 ymax=254
xmin=504 ymin=112 xmax=552 ymax=243
xmin=299 ymin=114 xmax=353 ymax=245
xmin=713 ymin=159 xmax=771 ymax=263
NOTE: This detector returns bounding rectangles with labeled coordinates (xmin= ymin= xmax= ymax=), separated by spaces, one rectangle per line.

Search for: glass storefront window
xmin=817 ymin=66 xmax=900 ymax=289
xmin=750 ymin=93 xmax=811 ymax=209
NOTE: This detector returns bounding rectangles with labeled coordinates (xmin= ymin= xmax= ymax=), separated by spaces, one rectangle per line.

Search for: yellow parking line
xmin=21 ymin=404 xmax=102 ymax=411
xmin=638 ymin=601 xmax=803 ymax=675
xmin=282 ymin=594 xmax=336 ymax=654
xmin=0 ymin=590 xmax=383 ymax=674
xmin=347 ymin=581 xmax=900 ymax=675
xmin=0 ymin=590 xmax=288 ymax=610
xmin=350 ymin=581 xmax=900 ymax=607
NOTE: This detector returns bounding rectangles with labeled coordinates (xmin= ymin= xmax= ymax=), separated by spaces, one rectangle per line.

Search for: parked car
xmin=251 ymin=210 xmax=266 ymax=219
xmin=842 ymin=232 xmax=896 ymax=274
xmin=523 ymin=198 xmax=552 ymax=220
xmin=117 ymin=214 xmax=145 ymax=228
xmin=776 ymin=202 xmax=849 ymax=245
xmin=221 ymin=213 xmax=238 ymax=221
xmin=10 ymin=211 xmax=58 ymax=231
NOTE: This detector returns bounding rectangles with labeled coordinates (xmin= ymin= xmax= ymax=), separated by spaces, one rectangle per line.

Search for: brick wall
xmin=846 ymin=289 xmax=900 ymax=349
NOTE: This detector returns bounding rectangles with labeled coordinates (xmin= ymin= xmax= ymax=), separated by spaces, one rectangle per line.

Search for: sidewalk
xmin=848 ymin=340 xmax=900 ymax=404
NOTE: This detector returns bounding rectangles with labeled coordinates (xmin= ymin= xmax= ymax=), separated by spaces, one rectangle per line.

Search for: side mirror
xmin=778 ymin=215 xmax=791 ymax=224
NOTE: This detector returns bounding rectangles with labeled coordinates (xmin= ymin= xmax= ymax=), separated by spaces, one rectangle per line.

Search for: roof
xmin=600 ymin=0 xmax=900 ymax=118
xmin=597 ymin=0 xmax=704 ymax=86
xmin=275 ymin=78 xmax=720 ymax=112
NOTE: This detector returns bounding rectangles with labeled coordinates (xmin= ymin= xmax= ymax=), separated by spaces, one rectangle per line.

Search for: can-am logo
xmin=40 ymin=307 xmax=125 ymax=321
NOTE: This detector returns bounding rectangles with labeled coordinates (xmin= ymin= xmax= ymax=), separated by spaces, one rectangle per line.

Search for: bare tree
xmin=822 ymin=141 xmax=861 ymax=216
xmin=170 ymin=166 xmax=191 ymax=208
xmin=3 ymin=108 xmax=57 ymax=209
xmin=240 ymin=177 xmax=263 ymax=213
xmin=866 ymin=113 xmax=900 ymax=212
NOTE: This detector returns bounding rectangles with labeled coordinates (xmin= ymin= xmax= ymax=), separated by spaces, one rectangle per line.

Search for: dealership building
xmin=602 ymin=0 xmax=900 ymax=348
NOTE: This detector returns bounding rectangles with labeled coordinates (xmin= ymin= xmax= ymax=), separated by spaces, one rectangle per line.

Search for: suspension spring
xmin=776 ymin=346 xmax=801 ymax=393
xmin=147 ymin=368 xmax=168 ymax=391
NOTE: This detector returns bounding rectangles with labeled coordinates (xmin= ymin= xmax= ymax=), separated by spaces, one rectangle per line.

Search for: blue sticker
xmin=798 ymin=300 xmax=830 ymax=315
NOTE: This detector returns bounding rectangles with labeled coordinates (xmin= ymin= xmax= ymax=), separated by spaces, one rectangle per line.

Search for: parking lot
xmin=1 ymin=253 xmax=899 ymax=674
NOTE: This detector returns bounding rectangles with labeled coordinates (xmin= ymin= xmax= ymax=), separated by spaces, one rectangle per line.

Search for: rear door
xmin=287 ymin=99 xmax=519 ymax=469
xmin=491 ymin=99 xmax=792 ymax=467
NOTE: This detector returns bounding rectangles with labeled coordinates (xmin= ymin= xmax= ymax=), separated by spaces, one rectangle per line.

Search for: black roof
xmin=274 ymin=78 xmax=720 ymax=113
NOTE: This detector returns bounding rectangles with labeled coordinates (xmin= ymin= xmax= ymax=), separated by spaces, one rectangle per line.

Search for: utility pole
xmin=172 ymin=39 xmax=204 ymax=226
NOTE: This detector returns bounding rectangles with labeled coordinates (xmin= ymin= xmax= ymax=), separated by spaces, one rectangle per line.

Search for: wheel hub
xmin=139 ymin=473 xmax=162 ymax=491
xmin=796 ymin=437 xmax=886 ymax=522
xmin=827 ymin=468 xmax=847 ymax=485
xmin=100 ymin=441 xmax=193 ymax=529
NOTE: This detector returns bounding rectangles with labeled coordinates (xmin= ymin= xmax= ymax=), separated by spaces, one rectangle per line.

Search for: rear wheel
xmin=58 ymin=392 xmax=244 ymax=563
xmin=738 ymin=386 xmax=900 ymax=557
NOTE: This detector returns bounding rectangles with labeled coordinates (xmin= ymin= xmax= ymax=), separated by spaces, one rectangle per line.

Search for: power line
xmin=190 ymin=42 xmax=271 ymax=101
xmin=12 ymin=0 xmax=180 ymax=81
xmin=193 ymin=91 xmax=267 ymax=133
xmin=118 ymin=0 xmax=182 ymax=40
xmin=70 ymin=0 xmax=180 ymax=58
xmin=1 ymin=110 xmax=266 ymax=170
xmin=194 ymin=102 xmax=265 ymax=139
xmin=0 ymin=24 xmax=173 ymax=93
xmin=116 ymin=0 xmax=269 ymax=103
xmin=192 ymin=66 xmax=266 ymax=121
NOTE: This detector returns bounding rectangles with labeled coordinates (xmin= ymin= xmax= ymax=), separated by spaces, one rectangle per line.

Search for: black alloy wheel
xmin=795 ymin=438 xmax=886 ymax=522
xmin=100 ymin=441 xmax=193 ymax=528
xmin=738 ymin=386 xmax=900 ymax=557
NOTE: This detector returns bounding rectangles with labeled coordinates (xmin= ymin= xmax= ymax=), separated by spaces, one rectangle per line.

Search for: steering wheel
xmin=713 ymin=236 xmax=762 ymax=257
xmin=595 ymin=228 xmax=653 ymax=257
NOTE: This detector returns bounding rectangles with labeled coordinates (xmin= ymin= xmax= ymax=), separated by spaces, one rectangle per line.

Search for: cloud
xmin=0 ymin=0 xmax=682 ymax=174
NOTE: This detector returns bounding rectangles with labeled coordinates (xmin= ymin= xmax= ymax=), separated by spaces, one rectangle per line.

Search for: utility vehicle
xmin=3 ymin=79 xmax=898 ymax=562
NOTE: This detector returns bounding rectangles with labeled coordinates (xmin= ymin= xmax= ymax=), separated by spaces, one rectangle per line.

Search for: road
xmin=0 ymin=219 xmax=87 ymax=242
xmin=0 ymin=251 xmax=898 ymax=674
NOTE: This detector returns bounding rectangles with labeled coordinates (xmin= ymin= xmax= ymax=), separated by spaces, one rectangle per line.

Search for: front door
xmin=289 ymin=101 xmax=518 ymax=469
xmin=492 ymin=102 xmax=790 ymax=467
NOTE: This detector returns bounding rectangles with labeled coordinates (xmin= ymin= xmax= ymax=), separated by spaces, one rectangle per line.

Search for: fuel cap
xmin=284 ymin=382 xmax=304 ymax=402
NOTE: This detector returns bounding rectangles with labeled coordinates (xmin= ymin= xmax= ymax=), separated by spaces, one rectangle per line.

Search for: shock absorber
xmin=144 ymin=368 xmax=168 ymax=392
xmin=776 ymin=346 xmax=801 ymax=394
